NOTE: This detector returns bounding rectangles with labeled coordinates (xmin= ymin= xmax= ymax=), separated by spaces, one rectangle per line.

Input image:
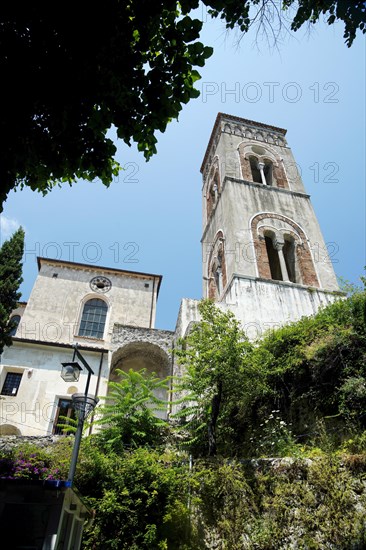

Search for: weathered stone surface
xmin=0 ymin=435 xmax=69 ymax=453
xmin=111 ymin=324 xmax=174 ymax=357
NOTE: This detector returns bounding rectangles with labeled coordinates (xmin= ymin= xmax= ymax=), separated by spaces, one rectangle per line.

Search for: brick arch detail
xmin=251 ymin=213 xmax=319 ymax=287
xmin=238 ymin=142 xmax=288 ymax=189
xmin=207 ymin=156 xmax=221 ymax=192
xmin=207 ymin=230 xmax=228 ymax=300
xmin=206 ymin=157 xmax=221 ymax=219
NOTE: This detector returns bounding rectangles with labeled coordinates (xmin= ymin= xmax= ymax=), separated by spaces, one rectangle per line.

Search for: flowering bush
xmin=250 ymin=410 xmax=298 ymax=457
xmin=0 ymin=450 xmax=61 ymax=480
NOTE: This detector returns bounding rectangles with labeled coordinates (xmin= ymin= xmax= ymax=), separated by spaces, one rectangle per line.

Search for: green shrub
xmin=78 ymin=446 xmax=192 ymax=549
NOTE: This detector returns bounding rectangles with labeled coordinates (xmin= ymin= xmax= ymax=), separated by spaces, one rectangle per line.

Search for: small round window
xmin=90 ymin=276 xmax=112 ymax=293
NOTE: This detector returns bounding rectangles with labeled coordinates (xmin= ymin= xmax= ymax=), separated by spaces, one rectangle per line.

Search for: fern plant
xmin=92 ymin=368 xmax=170 ymax=451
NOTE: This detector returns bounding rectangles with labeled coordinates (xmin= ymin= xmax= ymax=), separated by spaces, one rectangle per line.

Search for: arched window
xmin=206 ymin=170 xmax=220 ymax=219
xmin=263 ymin=160 xmax=273 ymax=186
xmin=249 ymin=156 xmax=262 ymax=183
xmin=78 ymin=298 xmax=108 ymax=339
xmin=239 ymin=143 xmax=288 ymax=188
xmin=249 ymin=156 xmax=274 ymax=185
xmin=264 ymin=234 xmax=299 ymax=283
xmin=208 ymin=182 xmax=216 ymax=212
xmin=252 ymin=213 xmax=318 ymax=286
xmin=213 ymin=259 xmax=223 ymax=296
xmin=9 ymin=315 xmax=21 ymax=336
xmin=283 ymin=236 xmax=297 ymax=283
xmin=208 ymin=235 xmax=227 ymax=300
xmin=265 ymin=234 xmax=282 ymax=281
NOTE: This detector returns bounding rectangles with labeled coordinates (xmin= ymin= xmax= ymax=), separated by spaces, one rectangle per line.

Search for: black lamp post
xmin=61 ymin=345 xmax=99 ymax=485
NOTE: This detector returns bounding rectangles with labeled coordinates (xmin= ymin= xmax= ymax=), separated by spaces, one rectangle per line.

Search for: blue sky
xmin=1 ymin=11 xmax=365 ymax=330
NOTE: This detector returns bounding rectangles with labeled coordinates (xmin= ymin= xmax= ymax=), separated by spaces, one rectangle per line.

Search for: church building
xmin=0 ymin=113 xmax=341 ymax=437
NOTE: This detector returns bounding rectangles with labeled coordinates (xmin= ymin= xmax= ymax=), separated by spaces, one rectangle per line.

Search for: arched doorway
xmin=110 ymin=341 xmax=171 ymax=418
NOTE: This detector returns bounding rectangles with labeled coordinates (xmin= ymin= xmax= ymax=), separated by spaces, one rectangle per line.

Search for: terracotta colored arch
xmin=238 ymin=142 xmax=288 ymax=189
xmin=251 ymin=213 xmax=319 ymax=287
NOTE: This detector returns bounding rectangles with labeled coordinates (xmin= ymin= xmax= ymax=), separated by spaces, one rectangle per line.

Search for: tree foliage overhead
xmin=229 ymin=0 xmax=366 ymax=46
xmin=283 ymin=0 xmax=366 ymax=46
xmin=0 ymin=1 xmax=241 ymax=210
xmin=0 ymin=227 xmax=24 ymax=354
xmin=0 ymin=1 xmax=364 ymax=210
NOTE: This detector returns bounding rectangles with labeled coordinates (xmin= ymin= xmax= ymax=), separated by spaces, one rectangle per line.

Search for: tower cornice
xmin=201 ymin=112 xmax=287 ymax=175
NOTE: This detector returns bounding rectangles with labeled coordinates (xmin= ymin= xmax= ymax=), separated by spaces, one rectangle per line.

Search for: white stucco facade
xmin=16 ymin=258 xmax=161 ymax=346
xmin=1 ymin=342 xmax=105 ymax=436
xmin=0 ymin=259 xmax=173 ymax=436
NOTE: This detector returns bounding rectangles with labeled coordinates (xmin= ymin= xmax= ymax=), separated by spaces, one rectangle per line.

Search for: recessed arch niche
xmin=110 ymin=341 xmax=171 ymax=417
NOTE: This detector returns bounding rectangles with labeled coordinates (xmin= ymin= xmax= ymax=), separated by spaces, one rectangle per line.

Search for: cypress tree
xmin=0 ymin=227 xmax=25 ymax=354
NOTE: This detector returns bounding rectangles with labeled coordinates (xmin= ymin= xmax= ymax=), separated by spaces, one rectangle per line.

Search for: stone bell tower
xmin=201 ymin=113 xmax=341 ymax=338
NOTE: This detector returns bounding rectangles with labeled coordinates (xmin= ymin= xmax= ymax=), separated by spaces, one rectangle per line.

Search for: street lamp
xmin=61 ymin=362 xmax=81 ymax=382
xmin=60 ymin=345 xmax=99 ymax=485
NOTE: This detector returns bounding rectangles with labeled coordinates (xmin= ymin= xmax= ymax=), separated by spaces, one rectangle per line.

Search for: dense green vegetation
xmin=176 ymin=289 xmax=366 ymax=458
xmin=0 ymin=227 xmax=24 ymax=354
xmin=3 ymin=437 xmax=366 ymax=548
xmin=1 ymin=284 xmax=366 ymax=547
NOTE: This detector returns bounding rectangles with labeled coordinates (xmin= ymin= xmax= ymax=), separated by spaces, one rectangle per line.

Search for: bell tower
xmin=201 ymin=113 xmax=341 ymax=337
